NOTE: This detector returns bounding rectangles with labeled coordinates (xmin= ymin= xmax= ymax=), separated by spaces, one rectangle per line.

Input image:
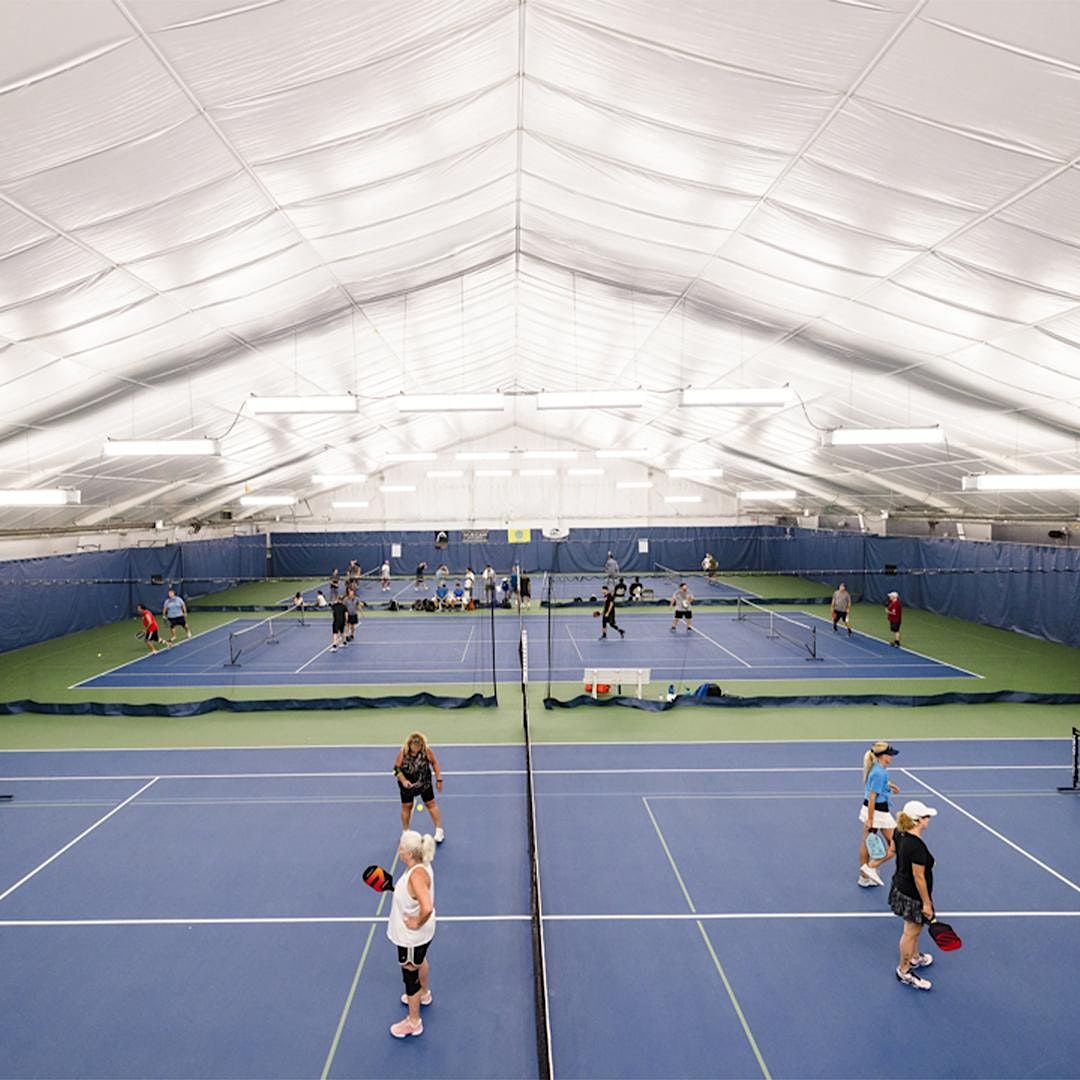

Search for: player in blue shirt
xmin=161 ymin=589 xmax=191 ymax=644
xmin=858 ymin=741 xmax=900 ymax=887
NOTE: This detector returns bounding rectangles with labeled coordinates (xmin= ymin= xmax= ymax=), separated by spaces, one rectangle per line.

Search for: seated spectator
xmin=450 ymin=582 xmax=465 ymax=609
xmin=315 ymin=590 xmax=329 ymax=608
xmin=435 ymin=581 xmax=449 ymax=610
xmin=614 ymin=577 xmax=627 ymax=599
xmin=628 ymin=577 xmax=644 ymax=602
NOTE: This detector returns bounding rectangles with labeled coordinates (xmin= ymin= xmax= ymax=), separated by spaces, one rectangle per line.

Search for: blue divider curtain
xmin=0 ymin=534 xmax=267 ymax=654
xmin=2 ymin=527 xmax=1079 ymax=653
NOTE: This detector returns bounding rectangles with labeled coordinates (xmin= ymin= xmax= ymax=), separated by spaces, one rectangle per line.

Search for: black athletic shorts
xmin=396 ymin=941 xmax=430 ymax=966
xmin=674 ymin=609 xmax=692 ymax=620
xmin=399 ymin=781 xmax=435 ymax=804
xmin=167 ymin=616 xmax=187 ymax=628
xmin=602 ymin=612 xmax=618 ymax=627
xmin=332 ymin=612 xmax=346 ymax=633
xmin=889 ymin=619 xmax=902 ymax=632
xmin=146 ymin=629 xmax=159 ymax=642
xmin=347 ymin=613 xmax=358 ymax=625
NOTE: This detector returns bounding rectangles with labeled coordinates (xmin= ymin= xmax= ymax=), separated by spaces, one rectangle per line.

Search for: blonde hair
xmin=401 ymin=731 xmax=429 ymax=757
xmin=400 ymin=829 xmax=436 ymax=865
xmin=895 ymin=811 xmax=917 ymax=833
xmin=862 ymin=740 xmax=893 ymax=783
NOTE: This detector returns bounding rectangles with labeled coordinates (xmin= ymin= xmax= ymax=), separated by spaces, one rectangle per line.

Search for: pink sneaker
xmin=390 ymin=1016 xmax=423 ymax=1038
xmin=400 ymin=990 xmax=433 ymax=1006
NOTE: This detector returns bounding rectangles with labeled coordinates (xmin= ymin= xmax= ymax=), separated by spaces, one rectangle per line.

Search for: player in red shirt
xmin=136 ymin=603 xmax=165 ymax=654
xmin=885 ymin=591 xmax=902 ymax=648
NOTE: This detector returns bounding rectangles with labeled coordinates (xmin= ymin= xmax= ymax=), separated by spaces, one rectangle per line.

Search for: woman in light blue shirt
xmin=858 ymin=741 xmax=900 ymax=888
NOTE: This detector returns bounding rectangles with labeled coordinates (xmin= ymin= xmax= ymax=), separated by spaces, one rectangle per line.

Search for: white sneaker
xmin=896 ymin=966 xmax=932 ymax=990
xmin=909 ymin=952 xmax=934 ymax=969
xmin=401 ymin=990 xmax=433 ymax=1006
xmin=857 ymin=874 xmax=875 ymax=888
xmin=861 ymin=863 xmax=884 ymax=887
xmin=434 ymin=827 xmax=445 ymax=843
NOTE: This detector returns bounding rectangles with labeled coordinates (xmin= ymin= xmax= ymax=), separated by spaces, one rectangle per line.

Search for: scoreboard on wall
xmin=461 ymin=529 xmax=489 ymax=544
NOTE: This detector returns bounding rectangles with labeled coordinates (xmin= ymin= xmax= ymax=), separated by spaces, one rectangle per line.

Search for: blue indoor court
xmin=1 ymin=739 xmax=1077 ymax=1078
xmin=75 ymin=610 xmax=977 ymax=690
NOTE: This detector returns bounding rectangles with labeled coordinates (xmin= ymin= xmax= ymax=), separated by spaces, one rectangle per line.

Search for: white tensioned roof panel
xmin=0 ymin=0 xmax=1079 ymax=531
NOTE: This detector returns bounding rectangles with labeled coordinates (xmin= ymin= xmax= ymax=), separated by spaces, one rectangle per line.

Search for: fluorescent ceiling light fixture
xmin=962 ymin=473 xmax=1080 ymax=492
xmin=379 ymin=484 xmax=416 ymax=493
xmin=475 ymin=469 xmax=513 ymax=477
xmin=595 ymin=449 xmax=649 ymax=459
xmin=383 ymin=452 xmax=438 ymax=463
xmin=247 ymin=395 xmax=357 ymax=414
xmin=615 ymin=480 xmax=653 ymax=490
xmin=522 ymin=450 xmax=579 ymax=460
xmin=825 ymin=426 xmax=944 ymax=446
xmin=397 ymin=393 xmax=506 ymax=413
xmin=667 ymin=468 xmax=724 ymax=478
xmin=536 ymin=390 xmax=645 ymax=410
xmin=239 ymin=494 xmax=296 ymax=507
xmin=104 ymin=438 xmax=220 ymax=457
xmin=664 ymin=495 xmax=703 ymax=504
xmin=739 ymin=489 xmax=797 ymax=500
xmin=681 ymin=387 xmax=792 ymax=407
xmin=456 ymin=451 xmax=511 ymax=461
xmin=312 ymin=473 xmax=368 ymax=485
xmin=519 ymin=468 xmax=556 ymax=477
xmin=0 ymin=488 xmax=81 ymax=507
xmin=332 ymin=500 xmax=370 ymax=509
xmin=426 ymin=469 xmax=464 ymax=479
xmin=568 ymin=467 xmax=604 ymax=476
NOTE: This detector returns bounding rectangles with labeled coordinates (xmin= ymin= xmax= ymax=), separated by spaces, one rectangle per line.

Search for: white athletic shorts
xmin=859 ymin=804 xmax=896 ymax=830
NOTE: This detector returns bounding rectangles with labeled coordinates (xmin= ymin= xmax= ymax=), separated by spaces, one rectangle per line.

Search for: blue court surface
xmin=1 ymin=738 xmax=1077 ymax=1078
xmin=76 ymin=611 xmax=976 ymax=689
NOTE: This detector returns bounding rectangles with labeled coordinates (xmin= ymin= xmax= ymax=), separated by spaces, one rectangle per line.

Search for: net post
xmin=1058 ymin=727 xmax=1080 ymax=792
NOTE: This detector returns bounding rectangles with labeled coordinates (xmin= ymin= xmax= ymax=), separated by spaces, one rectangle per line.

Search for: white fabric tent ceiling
xmin=2 ymin=0 xmax=1080 ymax=530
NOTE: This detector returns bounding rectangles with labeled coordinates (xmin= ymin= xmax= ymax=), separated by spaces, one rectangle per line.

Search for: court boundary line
xmin=0 ymin=763 xmax=1066 ymax=782
xmin=2 ymin=910 xmax=1076 ymax=928
xmin=643 ymin=797 xmax=771 ymax=1080
xmin=901 ymin=768 xmax=1080 ymax=896
xmin=295 ymin=641 xmax=333 ymax=674
xmin=688 ymin=624 xmax=752 ymax=667
xmin=0 ymin=777 xmax=158 ymax=905
xmin=320 ymin=857 xmax=397 ymax=1080
xmin=796 ymin=610 xmax=985 ymax=679
xmin=564 ymin=625 xmax=584 ymax=662
xmin=0 ymin=736 xmax=1063 ymax=756
xmin=67 ymin=619 xmax=242 ymax=690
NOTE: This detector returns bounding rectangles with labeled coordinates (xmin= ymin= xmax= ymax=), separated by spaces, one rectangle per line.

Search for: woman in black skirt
xmin=890 ymin=800 xmax=938 ymax=990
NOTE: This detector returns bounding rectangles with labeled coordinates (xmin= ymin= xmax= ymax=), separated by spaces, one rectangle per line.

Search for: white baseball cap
xmin=902 ymin=800 xmax=937 ymax=819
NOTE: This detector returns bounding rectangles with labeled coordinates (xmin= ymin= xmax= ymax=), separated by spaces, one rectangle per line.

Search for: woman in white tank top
xmin=387 ymin=830 xmax=436 ymax=1038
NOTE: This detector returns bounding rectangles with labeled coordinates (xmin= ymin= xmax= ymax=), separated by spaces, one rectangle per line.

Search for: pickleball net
xmin=227 ymin=606 xmax=307 ymax=665
xmin=736 ymin=596 xmax=820 ymax=659
xmin=519 ymin=623 xmax=553 ymax=1077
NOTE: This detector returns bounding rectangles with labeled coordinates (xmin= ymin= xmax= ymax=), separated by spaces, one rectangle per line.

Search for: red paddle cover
xmin=362 ymin=865 xmax=395 ymax=893
xmin=928 ymin=919 xmax=962 ymax=951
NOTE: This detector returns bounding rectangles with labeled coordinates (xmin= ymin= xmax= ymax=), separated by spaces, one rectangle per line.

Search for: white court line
xmin=688 ymin=624 xmax=753 ymax=667
xmin=67 ymin=620 xmax=242 ymax=689
xmin=642 ymin=795 xmax=770 ymax=1079
xmin=1 ymin=910 xmax=1075 ymax=928
xmin=295 ymin=641 xmax=334 ymax=674
xmin=901 ymin=767 xmax=1080 ymax=896
xmin=0 ymin=764 xmax=1064 ymax=782
xmin=564 ymin=625 xmax=585 ymax=662
xmin=0 ymin=778 xmax=158 ymax=904
xmin=802 ymin=612 xmax=984 ymax=679
xmin=460 ymin=625 xmax=475 ymax=663
xmin=0 ymin=736 xmax=1063 ymax=755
